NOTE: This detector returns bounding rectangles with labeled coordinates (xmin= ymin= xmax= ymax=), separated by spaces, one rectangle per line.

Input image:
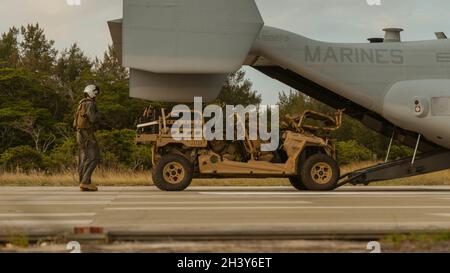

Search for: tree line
xmin=0 ymin=24 xmax=411 ymax=173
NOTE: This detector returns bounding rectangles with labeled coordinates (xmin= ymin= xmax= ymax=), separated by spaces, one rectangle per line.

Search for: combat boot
xmin=80 ymin=183 xmax=98 ymax=192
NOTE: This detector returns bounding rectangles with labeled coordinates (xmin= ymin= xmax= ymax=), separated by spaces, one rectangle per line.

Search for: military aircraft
xmin=108 ymin=0 xmax=450 ymax=186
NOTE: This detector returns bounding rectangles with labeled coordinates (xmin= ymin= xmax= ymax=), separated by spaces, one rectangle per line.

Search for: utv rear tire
xmin=300 ymin=154 xmax=339 ymax=191
xmin=289 ymin=177 xmax=308 ymax=191
xmin=152 ymin=154 xmax=193 ymax=191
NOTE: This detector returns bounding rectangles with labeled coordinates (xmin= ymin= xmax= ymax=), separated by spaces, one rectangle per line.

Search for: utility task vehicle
xmin=136 ymin=108 xmax=344 ymax=191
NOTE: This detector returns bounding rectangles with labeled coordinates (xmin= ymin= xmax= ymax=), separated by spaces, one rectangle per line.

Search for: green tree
xmin=94 ymin=45 xmax=128 ymax=82
xmin=0 ymin=23 xmax=270 ymax=172
xmin=0 ymin=27 xmax=20 ymax=68
xmin=20 ymin=23 xmax=57 ymax=74
xmin=55 ymin=43 xmax=93 ymax=101
xmin=95 ymin=129 xmax=152 ymax=171
xmin=0 ymin=102 xmax=55 ymax=153
xmin=88 ymin=46 xmax=147 ymax=130
xmin=96 ymin=129 xmax=136 ymax=169
xmin=49 ymin=137 xmax=77 ymax=171
xmin=278 ymin=90 xmax=393 ymax=163
xmin=388 ymin=144 xmax=414 ymax=160
xmin=0 ymin=146 xmax=47 ymax=172
xmin=0 ymin=68 xmax=69 ymax=120
xmin=336 ymin=140 xmax=373 ymax=165
xmin=215 ymin=70 xmax=262 ymax=106
xmin=278 ymin=91 xmax=308 ymax=118
xmin=0 ymin=68 xmax=69 ymax=153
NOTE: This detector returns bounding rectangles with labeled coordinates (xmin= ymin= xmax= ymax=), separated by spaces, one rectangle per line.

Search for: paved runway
xmin=1 ymin=186 xmax=450 ymax=239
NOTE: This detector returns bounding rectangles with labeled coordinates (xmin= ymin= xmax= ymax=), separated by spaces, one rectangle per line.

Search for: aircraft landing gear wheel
xmin=152 ymin=154 xmax=193 ymax=191
xmin=289 ymin=177 xmax=308 ymax=191
xmin=300 ymin=154 xmax=339 ymax=191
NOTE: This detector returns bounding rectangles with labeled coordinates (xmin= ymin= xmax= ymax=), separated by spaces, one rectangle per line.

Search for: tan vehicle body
xmin=137 ymin=109 xmax=343 ymax=191
xmin=138 ymin=131 xmax=330 ymax=177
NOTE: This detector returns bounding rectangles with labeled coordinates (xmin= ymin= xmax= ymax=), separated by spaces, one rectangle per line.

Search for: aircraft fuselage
xmin=250 ymin=26 xmax=450 ymax=149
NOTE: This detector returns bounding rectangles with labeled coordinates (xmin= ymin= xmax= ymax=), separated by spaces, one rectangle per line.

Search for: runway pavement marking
xmin=0 ymin=201 xmax=111 ymax=206
xmin=111 ymin=201 xmax=313 ymax=205
xmin=0 ymin=191 xmax=119 ymax=194
xmin=427 ymin=213 xmax=450 ymax=218
xmin=0 ymin=198 xmax=115 ymax=201
xmin=0 ymin=200 xmax=311 ymax=205
xmin=105 ymin=206 xmax=450 ymax=211
xmin=0 ymin=194 xmax=212 ymax=198
xmin=0 ymin=213 xmax=96 ymax=218
xmin=0 ymin=195 xmax=444 ymax=202
xmin=0 ymin=220 xmax=93 ymax=226
xmin=198 ymin=192 xmax=450 ymax=196
xmin=2 ymin=191 xmax=450 ymax=197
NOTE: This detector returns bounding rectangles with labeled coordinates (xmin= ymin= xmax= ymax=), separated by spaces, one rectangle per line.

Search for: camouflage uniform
xmin=73 ymin=98 xmax=101 ymax=185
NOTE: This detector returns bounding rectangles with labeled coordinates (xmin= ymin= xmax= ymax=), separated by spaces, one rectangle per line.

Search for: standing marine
xmin=73 ymin=85 xmax=101 ymax=192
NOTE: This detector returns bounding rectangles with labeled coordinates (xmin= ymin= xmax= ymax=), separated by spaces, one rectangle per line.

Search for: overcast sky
xmin=1 ymin=0 xmax=450 ymax=104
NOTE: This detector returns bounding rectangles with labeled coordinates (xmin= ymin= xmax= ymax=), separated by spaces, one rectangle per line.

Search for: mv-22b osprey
xmin=108 ymin=0 xmax=450 ymax=187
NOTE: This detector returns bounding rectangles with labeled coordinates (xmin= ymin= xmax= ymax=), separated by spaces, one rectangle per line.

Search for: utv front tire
xmin=300 ymin=154 xmax=339 ymax=191
xmin=152 ymin=154 xmax=193 ymax=191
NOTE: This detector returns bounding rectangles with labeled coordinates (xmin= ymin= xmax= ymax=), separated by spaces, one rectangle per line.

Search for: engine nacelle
xmin=130 ymin=69 xmax=226 ymax=102
xmin=109 ymin=0 xmax=264 ymax=102
xmin=122 ymin=0 xmax=264 ymax=74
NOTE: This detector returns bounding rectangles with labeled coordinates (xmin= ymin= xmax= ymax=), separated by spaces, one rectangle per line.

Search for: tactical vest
xmin=74 ymin=98 xmax=95 ymax=130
